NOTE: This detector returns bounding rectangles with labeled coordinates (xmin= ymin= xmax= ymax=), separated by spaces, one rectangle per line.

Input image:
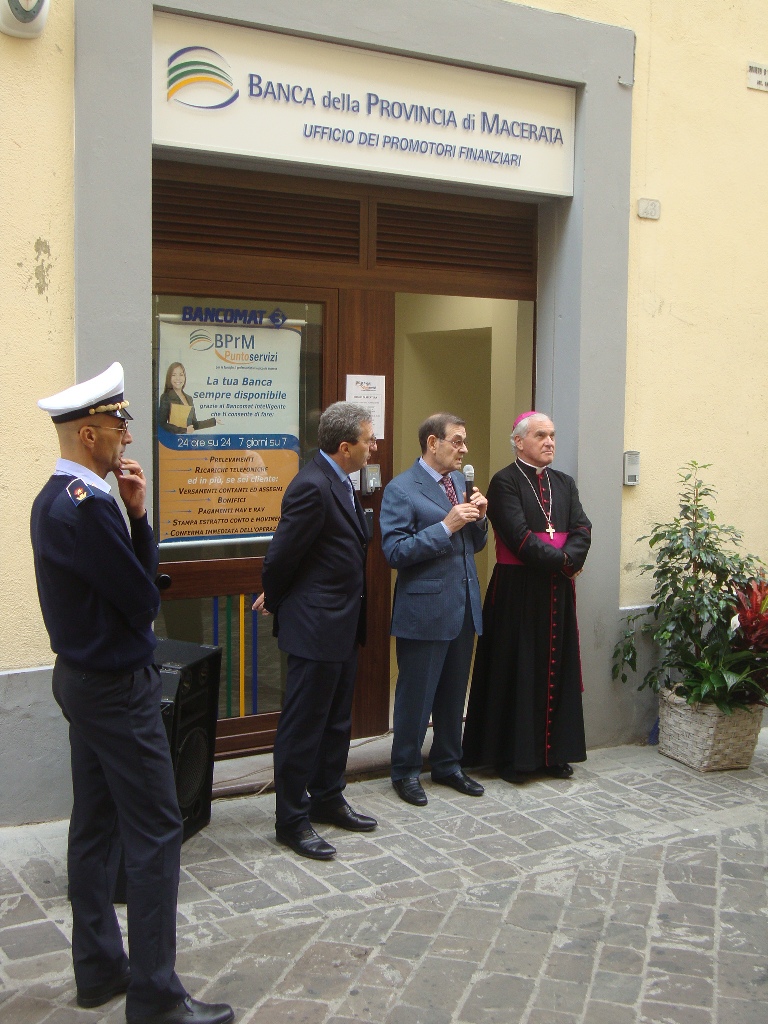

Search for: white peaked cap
xmin=37 ymin=362 xmax=132 ymax=423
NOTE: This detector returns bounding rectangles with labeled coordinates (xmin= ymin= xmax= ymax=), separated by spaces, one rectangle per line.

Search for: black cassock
xmin=462 ymin=459 xmax=591 ymax=771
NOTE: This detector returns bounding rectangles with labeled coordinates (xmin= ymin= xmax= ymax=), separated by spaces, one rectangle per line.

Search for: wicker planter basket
xmin=658 ymin=688 xmax=763 ymax=772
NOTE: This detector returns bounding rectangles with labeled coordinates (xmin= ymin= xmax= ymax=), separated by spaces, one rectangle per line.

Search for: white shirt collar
xmin=319 ymin=448 xmax=350 ymax=484
xmin=54 ymin=458 xmax=112 ymax=494
xmin=419 ymin=457 xmax=446 ymax=483
xmin=516 ymin=457 xmax=548 ymax=477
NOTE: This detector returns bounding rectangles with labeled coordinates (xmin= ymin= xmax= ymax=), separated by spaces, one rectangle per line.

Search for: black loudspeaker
xmin=155 ymin=637 xmax=223 ymax=842
xmin=111 ymin=639 xmax=222 ymax=905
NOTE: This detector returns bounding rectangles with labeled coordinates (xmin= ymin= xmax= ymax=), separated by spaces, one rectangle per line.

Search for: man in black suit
xmin=255 ymin=402 xmax=378 ymax=860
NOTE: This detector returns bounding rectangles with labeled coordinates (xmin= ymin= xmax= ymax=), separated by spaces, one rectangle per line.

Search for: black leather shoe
xmin=76 ymin=963 xmax=130 ymax=1008
xmin=432 ymin=769 xmax=485 ymax=796
xmin=310 ymin=802 xmax=378 ymax=831
xmin=392 ymin=777 xmax=428 ymax=806
xmin=127 ymin=995 xmax=234 ymax=1024
xmin=275 ymin=826 xmax=336 ymax=860
xmin=543 ymin=763 xmax=574 ymax=779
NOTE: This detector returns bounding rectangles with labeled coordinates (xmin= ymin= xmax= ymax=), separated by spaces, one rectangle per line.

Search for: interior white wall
xmin=393 ymin=293 xmax=534 ymax=592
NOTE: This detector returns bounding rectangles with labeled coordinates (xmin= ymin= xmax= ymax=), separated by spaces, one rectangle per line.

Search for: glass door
xmin=151 ymin=293 xmax=324 ymax=756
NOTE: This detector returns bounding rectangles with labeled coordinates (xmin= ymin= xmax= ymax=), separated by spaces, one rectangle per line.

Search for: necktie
xmin=441 ymin=473 xmax=459 ymax=506
xmin=343 ymin=476 xmax=356 ymax=511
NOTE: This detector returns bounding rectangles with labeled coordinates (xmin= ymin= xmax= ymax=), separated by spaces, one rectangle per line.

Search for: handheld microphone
xmin=463 ymin=464 xmax=475 ymax=502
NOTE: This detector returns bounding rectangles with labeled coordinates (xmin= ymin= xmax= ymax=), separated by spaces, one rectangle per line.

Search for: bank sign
xmin=153 ymin=13 xmax=575 ymax=197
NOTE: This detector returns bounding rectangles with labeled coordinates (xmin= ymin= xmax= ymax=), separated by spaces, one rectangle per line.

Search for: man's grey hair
xmin=418 ymin=412 xmax=466 ymax=453
xmin=318 ymin=402 xmax=372 ymax=454
xmin=510 ymin=412 xmax=550 ymax=446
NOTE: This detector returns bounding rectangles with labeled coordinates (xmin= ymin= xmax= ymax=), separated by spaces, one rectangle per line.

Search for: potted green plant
xmin=613 ymin=462 xmax=768 ymax=771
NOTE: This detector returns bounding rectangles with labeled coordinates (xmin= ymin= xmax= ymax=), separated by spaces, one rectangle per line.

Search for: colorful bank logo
xmin=167 ymin=46 xmax=240 ymax=109
xmin=189 ymin=329 xmax=214 ymax=351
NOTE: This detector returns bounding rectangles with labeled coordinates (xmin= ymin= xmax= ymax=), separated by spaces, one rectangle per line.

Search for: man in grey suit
xmin=380 ymin=412 xmax=488 ymax=806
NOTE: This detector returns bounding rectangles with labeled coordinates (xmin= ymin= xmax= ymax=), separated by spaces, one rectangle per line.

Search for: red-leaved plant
xmin=734 ymin=580 xmax=768 ymax=650
xmin=733 ymin=580 xmax=768 ymax=695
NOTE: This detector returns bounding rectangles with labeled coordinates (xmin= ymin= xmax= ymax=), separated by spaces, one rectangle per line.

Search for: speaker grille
xmin=155 ymin=638 xmax=222 ymax=841
xmin=175 ymin=727 xmax=211 ymax=810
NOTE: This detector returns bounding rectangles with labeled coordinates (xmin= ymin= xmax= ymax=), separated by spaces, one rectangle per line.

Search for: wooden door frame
xmin=337 ymin=289 xmax=395 ymax=742
xmin=158 ymin=557 xmax=275 ymax=757
xmin=154 ymin=285 xmax=396 ymax=755
xmin=153 ymin=162 xmax=537 ymax=757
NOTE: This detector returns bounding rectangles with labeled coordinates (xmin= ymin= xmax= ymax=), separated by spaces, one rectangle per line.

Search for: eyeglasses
xmin=442 ymin=436 xmax=468 ymax=450
xmin=92 ymin=421 xmax=129 ymax=436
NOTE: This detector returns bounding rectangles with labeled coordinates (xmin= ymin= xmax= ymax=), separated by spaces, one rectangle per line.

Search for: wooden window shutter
xmin=375 ymin=202 xmax=536 ymax=276
xmin=153 ymin=179 xmax=361 ymax=263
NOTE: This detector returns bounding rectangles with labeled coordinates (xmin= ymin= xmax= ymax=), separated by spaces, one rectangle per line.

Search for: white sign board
xmin=346 ymin=374 xmax=386 ymax=440
xmin=747 ymin=62 xmax=768 ymax=92
xmin=153 ymin=13 xmax=575 ymax=197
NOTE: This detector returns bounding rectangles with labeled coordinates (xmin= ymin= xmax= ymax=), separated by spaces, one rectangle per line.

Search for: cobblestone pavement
xmin=1 ymin=737 xmax=767 ymax=1024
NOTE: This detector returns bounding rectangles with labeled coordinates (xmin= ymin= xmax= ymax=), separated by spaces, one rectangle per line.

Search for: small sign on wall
xmin=346 ymin=374 xmax=385 ymax=440
xmin=747 ymin=62 xmax=768 ymax=91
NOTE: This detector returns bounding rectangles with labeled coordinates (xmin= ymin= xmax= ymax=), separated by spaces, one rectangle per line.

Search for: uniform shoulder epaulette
xmin=66 ymin=478 xmax=95 ymax=506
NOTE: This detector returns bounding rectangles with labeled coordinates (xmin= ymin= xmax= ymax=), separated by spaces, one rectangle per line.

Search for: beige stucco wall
xmin=0 ymin=1 xmax=75 ymax=670
xmin=512 ymin=0 xmax=768 ymax=604
xmin=4 ymin=0 xmax=768 ymax=673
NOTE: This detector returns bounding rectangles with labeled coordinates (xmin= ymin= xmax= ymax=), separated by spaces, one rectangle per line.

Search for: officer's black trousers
xmin=53 ymin=659 xmax=186 ymax=1017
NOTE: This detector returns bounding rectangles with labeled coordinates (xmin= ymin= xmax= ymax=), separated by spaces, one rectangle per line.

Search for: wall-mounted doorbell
xmin=623 ymin=451 xmax=640 ymax=486
xmin=360 ymin=464 xmax=382 ymax=495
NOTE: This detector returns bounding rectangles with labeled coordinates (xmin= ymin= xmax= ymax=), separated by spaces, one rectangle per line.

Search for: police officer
xmin=30 ymin=364 xmax=233 ymax=1024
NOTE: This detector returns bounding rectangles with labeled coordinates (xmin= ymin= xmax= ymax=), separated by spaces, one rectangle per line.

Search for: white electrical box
xmin=623 ymin=451 xmax=640 ymax=486
xmin=0 ymin=0 xmax=50 ymax=38
xmin=637 ymin=199 xmax=661 ymax=220
xmin=360 ymin=464 xmax=382 ymax=495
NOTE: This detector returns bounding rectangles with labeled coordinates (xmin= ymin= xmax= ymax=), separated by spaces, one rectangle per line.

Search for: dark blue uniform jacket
xmin=30 ymin=476 xmax=160 ymax=672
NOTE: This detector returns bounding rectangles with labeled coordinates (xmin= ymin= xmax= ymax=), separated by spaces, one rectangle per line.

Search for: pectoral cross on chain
xmin=546 ymin=522 xmax=556 ymax=540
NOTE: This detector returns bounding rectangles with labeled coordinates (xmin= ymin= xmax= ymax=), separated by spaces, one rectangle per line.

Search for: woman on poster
xmin=158 ymin=362 xmax=215 ymax=433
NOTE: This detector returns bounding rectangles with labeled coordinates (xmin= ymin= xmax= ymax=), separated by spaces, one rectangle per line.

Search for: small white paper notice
xmin=346 ymin=375 xmax=385 ymax=440
xmin=747 ymin=62 xmax=768 ymax=91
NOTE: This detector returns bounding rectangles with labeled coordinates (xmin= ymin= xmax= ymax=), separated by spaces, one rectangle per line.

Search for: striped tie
xmin=441 ymin=474 xmax=459 ymax=506
xmin=343 ymin=476 xmax=356 ymax=511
